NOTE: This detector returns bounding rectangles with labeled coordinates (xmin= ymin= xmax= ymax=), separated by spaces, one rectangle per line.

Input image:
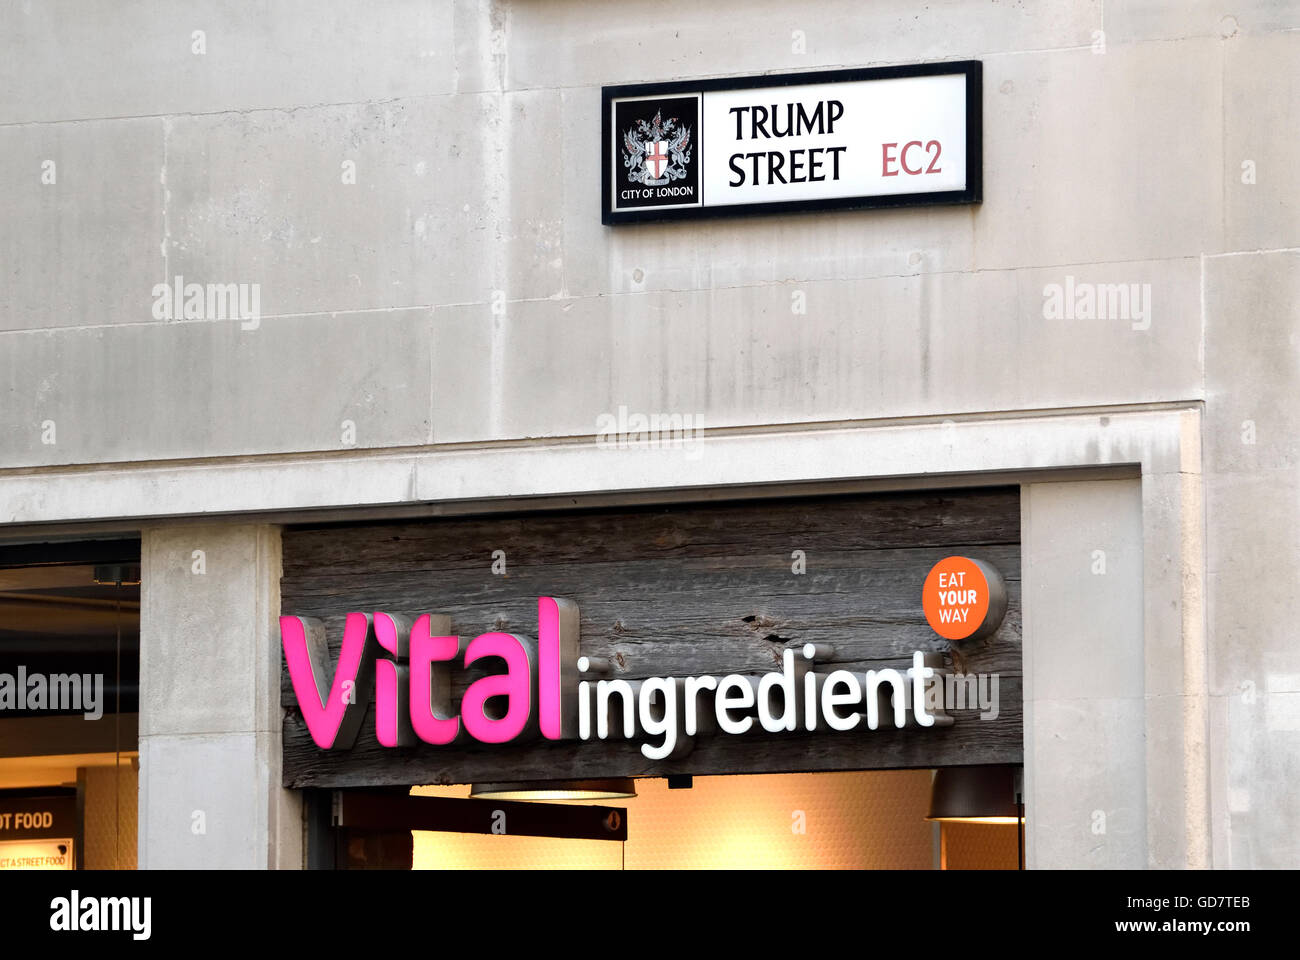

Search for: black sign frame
xmin=601 ymin=60 xmax=982 ymax=225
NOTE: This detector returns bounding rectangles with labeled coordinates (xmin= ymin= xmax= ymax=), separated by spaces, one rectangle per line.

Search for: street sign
xmin=603 ymin=61 xmax=981 ymax=223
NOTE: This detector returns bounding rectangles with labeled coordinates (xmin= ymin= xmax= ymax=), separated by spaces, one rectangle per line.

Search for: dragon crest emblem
xmin=623 ymin=110 xmax=692 ymax=187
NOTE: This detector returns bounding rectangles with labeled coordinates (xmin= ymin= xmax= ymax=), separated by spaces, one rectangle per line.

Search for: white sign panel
xmin=603 ymin=62 xmax=980 ymax=223
xmin=0 ymin=838 xmax=74 ymax=870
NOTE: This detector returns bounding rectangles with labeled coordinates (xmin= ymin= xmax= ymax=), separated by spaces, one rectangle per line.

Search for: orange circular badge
xmin=923 ymin=556 xmax=1002 ymax=642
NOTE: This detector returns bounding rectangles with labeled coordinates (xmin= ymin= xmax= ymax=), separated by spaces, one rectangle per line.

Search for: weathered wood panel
xmin=281 ymin=488 xmax=1022 ymax=788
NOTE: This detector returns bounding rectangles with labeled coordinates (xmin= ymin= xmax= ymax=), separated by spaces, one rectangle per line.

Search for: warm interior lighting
xmin=415 ymin=770 xmax=937 ymax=869
xmin=470 ymin=778 xmax=637 ymax=801
xmin=925 ymin=765 xmax=1021 ymax=822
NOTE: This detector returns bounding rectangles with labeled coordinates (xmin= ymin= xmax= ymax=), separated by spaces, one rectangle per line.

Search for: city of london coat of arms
xmin=623 ymin=110 xmax=692 ymax=187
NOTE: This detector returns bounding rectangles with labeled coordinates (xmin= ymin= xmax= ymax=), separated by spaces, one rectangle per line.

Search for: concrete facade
xmin=1 ymin=2 xmax=1297 ymax=868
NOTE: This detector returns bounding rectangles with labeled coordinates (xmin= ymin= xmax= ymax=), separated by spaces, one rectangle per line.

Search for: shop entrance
xmin=0 ymin=539 xmax=140 ymax=870
xmin=312 ymin=768 xmax=1022 ymax=869
xmin=282 ymin=486 xmax=1025 ymax=870
xmin=412 ymin=770 xmax=1022 ymax=869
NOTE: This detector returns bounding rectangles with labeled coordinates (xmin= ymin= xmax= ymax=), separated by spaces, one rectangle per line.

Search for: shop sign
xmin=602 ymin=61 xmax=981 ymax=223
xmin=0 ymin=839 xmax=73 ymax=870
xmin=0 ymin=793 xmax=76 ymax=870
xmin=922 ymin=556 xmax=1008 ymax=643
xmin=283 ymin=600 xmax=949 ymax=760
xmin=282 ymin=565 xmax=1006 ymax=761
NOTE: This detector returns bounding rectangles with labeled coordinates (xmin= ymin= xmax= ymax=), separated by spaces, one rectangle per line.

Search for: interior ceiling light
xmin=470 ymin=778 xmax=637 ymax=802
xmin=92 ymin=564 xmax=141 ymax=586
xmin=925 ymin=764 xmax=1022 ymax=824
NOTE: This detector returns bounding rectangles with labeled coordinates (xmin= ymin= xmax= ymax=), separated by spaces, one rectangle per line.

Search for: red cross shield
xmin=645 ymin=140 xmax=670 ymax=180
